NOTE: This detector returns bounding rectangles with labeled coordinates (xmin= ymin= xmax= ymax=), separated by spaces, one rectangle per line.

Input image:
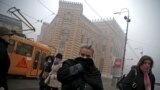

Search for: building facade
xmin=38 ymin=1 xmax=124 ymax=77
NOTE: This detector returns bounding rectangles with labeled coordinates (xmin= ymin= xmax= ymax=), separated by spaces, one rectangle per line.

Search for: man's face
xmin=80 ymin=48 xmax=93 ymax=59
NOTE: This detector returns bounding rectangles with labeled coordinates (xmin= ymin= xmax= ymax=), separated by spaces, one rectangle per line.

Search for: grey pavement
xmin=8 ymin=78 xmax=39 ymax=90
xmin=102 ymin=77 xmax=118 ymax=90
xmin=8 ymin=77 xmax=119 ymax=90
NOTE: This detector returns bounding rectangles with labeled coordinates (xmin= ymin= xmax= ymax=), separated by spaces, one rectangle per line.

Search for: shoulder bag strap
xmin=132 ymin=68 xmax=137 ymax=88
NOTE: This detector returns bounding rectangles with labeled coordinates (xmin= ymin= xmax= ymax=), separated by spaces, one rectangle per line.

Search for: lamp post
xmin=114 ymin=8 xmax=131 ymax=75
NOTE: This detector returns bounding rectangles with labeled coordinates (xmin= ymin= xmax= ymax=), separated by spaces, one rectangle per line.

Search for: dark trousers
xmin=39 ymin=84 xmax=52 ymax=90
xmin=0 ymin=79 xmax=8 ymax=90
xmin=51 ymin=87 xmax=58 ymax=90
xmin=39 ymin=77 xmax=58 ymax=90
xmin=45 ymin=87 xmax=58 ymax=90
xmin=39 ymin=77 xmax=51 ymax=90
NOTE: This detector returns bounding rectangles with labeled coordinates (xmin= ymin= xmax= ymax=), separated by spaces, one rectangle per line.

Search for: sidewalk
xmin=102 ymin=77 xmax=119 ymax=90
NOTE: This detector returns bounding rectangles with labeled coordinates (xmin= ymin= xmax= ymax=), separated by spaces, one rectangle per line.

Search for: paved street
xmin=8 ymin=77 xmax=117 ymax=90
xmin=8 ymin=78 xmax=39 ymax=90
xmin=102 ymin=77 xmax=118 ymax=90
xmin=7 ymin=77 xmax=160 ymax=90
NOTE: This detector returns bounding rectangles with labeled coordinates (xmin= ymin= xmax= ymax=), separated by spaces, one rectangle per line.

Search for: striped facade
xmin=38 ymin=1 xmax=124 ymax=77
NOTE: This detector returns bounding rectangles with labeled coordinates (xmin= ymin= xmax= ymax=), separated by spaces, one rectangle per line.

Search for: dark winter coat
xmin=57 ymin=59 xmax=104 ymax=90
xmin=39 ymin=56 xmax=54 ymax=86
xmin=123 ymin=68 xmax=155 ymax=90
xmin=0 ymin=38 xmax=10 ymax=87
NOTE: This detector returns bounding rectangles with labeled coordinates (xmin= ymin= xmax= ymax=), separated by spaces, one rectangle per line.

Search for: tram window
xmin=39 ymin=53 xmax=46 ymax=70
xmin=33 ymin=51 xmax=41 ymax=69
xmin=8 ymin=39 xmax=15 ymax=52
xmin=15 ymin=42 xmax=33 ymax=57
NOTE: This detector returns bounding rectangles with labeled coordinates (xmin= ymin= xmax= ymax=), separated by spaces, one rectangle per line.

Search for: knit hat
xmin=0 ymin=27 xmax=13 ymax=36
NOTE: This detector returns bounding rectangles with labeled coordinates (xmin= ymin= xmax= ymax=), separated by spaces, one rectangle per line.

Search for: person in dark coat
xmin=0 ymin=27 xmax=13 ymax=90
xmin=39 ymin=53 xmax=63 ymax=90
xmin=57 ymin=45 xmax=104 ymax=90
xmin=122 ymin=55 xmax=155 ymax=90
xmin=39 ymin=55 xmax=54 ymax=90
xmin=46 ymin=53 xmax=63 ymax=90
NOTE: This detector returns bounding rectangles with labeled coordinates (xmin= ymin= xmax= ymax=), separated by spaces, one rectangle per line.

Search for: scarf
xmin=140 ymin=65 xmax=151 ymax=90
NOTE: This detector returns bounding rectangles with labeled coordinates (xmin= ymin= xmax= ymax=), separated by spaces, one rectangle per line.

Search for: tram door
xmin=30 ymin=49 xmax=41 ymax=76
xmin=30 ymin=49 xmax=47 ymax=76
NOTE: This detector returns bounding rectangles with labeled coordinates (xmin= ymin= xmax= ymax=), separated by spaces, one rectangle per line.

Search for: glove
xmin=75 ymin=57 xmax=95 ymax=71
xmin=74 ymin=57 xmax=84 ymax=63
xmin=85 ymin=58 xmax=94 ymax=66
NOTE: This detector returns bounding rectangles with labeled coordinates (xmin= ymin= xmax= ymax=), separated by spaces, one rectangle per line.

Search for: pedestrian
xmin=0 ymin=27 xmax=13 ymax=90
xmin=45 ymin=53 xmax=63 ymax=90
xmin=122 ymin=55 xmax=155 ymax=90
xmin=39 ymin=55 xmax=54 ymax=90
xmin=57 ymin=44 xmax=104 ymax=90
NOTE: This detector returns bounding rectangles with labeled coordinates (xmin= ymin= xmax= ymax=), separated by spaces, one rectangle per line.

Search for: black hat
xmin=56 ymin=53 xmax=63 ymax=59
xmin=0 ymin=27 xmax=13 ymax=36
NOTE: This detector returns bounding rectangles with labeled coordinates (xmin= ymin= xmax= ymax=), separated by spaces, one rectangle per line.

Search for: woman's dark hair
xmin=45 ymin=55 xmax=54 ymax=61
xmin=137 ymin=55 xmax=154 ymax=69
xmin=56 ymin=53 xmax=63 ymax=59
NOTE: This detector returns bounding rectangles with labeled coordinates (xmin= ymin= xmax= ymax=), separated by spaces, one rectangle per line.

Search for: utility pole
xmin=114 ymin=8 xmax=131 ymax=76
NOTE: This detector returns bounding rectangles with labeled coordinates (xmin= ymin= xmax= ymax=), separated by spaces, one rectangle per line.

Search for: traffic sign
xmin=16 ymin=57 xmax=27 ymax=68
xmin=114 ymin=59 xmax=121 ymax=68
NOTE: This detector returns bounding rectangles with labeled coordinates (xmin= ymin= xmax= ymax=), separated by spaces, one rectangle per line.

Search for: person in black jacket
xmin=122 ymin=55 xmax=155 ymax=90
xmin=57 ymin=45 xmax=104 ymax=90
xmin=0 ymin=27 xmax=13 ymax=90
xmin=39 ymin=55 xmax=54 ymax=90
xmin=39 ymin=53 xmax=63 ymax=90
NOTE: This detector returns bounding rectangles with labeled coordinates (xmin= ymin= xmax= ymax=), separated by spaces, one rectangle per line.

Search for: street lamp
xmin=114 ymin=8 xmax=131 ymax=75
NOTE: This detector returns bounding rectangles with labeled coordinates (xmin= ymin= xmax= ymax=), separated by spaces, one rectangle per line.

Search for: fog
xmin=0 ymin=0 xmax=160 ymax=83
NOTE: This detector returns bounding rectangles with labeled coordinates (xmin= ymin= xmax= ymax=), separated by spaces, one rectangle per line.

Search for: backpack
xmin=116 ymin=68 xmax=137 ymax=90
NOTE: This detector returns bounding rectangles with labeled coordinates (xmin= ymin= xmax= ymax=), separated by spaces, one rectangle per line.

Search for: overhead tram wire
xmin=38 ymin=0 xmax=55 ymax=14
xmin=128 ymin=39 xmax=160 ymax=50
xmin=21 ymin=11 xmax=40 ymax=22
xmin=0 ymin=0 xmax=40 ymax=23
xmin=83 ymin=0 xmax=141 ymax=65
xmin=1 ymin=0 xmax=56 ymax=24
xmin=21 ymin=11 xmax=50 ymax=23
xmin=34 ymin=13 xmax=55 ymax=23
xmin=37 ymin=0 xmax=56 ymax=23
xmin=84 ymin=0 xmax=101 ymax=18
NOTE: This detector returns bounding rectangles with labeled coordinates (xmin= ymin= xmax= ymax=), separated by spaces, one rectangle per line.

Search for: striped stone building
xmin=38 ymin=0 xmax=124 ymax=77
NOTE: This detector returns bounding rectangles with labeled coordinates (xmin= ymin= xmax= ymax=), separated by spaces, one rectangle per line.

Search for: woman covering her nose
xmin=122 ymin=55 xmax=155 ymax=90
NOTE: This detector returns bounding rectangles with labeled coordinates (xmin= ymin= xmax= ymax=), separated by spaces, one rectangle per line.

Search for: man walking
xmin=0 ymin=27 xmax=13 ymax=90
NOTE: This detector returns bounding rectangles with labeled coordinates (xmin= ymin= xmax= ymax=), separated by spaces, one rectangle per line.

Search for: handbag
xmin=42 ymin=71 xmax=49 ymax=79
xmin=117 ymin=68 xmax=137 ymax=90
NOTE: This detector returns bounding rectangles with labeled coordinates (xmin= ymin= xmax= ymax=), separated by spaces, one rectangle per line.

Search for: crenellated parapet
xmin=91 ymin=17 xmax=115 ymax=23
xmin=59 ymin=0 xmax=83 ymax=12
